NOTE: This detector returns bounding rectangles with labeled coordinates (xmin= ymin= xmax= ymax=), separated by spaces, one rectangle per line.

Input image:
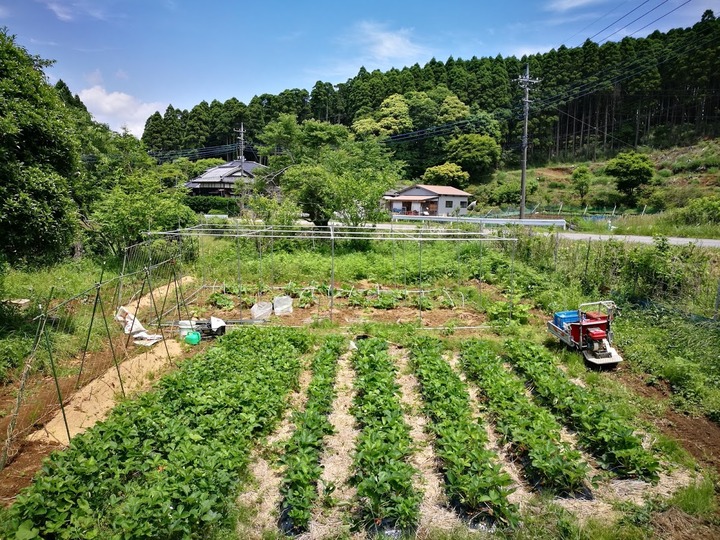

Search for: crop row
xmin=503 ymin=339 xmax=660 ymax=481
xmin=409 ymin=337 xmax=518 ymax=527
xmin=9 ymin=327 xmax=310 ymax=539
xmin=460 ymin=340 xmax=589 ymax=494
xmin=350 ymin=338 xmax=421 ymax=533
xmin=279 ymin=335 xmax=346 ymax=533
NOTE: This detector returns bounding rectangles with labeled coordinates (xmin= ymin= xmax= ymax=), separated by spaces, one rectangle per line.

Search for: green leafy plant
xmin=350 ymin=338 xmax=421 ymax=532
xmin=279 ymin=336 xmax=345 ymax=534
xmin=9 ymin=327 xmax=308 ymax=538
xmin=503 ymin=339 xmax=660 ymax=481
xmin=208 ymin=292 xmax=235 ymax=310
xmin=409 ymin=337 xmax=518 ymax=527
xmin=461 ymin=340 xmax=589 ymax=494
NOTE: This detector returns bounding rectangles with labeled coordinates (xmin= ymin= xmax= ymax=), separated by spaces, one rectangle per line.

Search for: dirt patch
xmin=236 ymin=366 xmax=313 ymax=539
xmin=652 ymin=507 xmax=718 ymax=540
xmin=27 ymin=339 xmax=183 ymax=446
xmin=128 ymin=275 xmax=195 ymax=314
xmin=391 ymin=347 xmax=463 ymax=535
xmin=608 ymin=369 xmax=720 ymax=475
xmin=445 ymin=353 xmax=534 ymax=510
xmin=0 ymin=441 xmax=62 ymax=505
xmin=303 ymin=350 xmax=362 ymax=540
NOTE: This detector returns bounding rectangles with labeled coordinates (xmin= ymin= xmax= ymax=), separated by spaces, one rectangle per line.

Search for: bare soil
xmin=608 ymin=367 xmax=720 ymax=476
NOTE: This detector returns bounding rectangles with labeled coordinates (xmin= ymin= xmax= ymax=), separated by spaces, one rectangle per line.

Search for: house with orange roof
xmin=383 ymin=184 xmax=471 ymax=216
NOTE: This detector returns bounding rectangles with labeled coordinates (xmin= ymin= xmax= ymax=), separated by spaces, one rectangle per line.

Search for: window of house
xmin=460 ymin=201 xmax=468 ymax=208
xmin=445 ymin=200 xmax=454 ymax=208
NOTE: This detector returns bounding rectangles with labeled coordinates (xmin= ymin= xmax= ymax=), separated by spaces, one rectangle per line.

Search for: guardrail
xmin=391 ymin=215 xmax=567 ymax=229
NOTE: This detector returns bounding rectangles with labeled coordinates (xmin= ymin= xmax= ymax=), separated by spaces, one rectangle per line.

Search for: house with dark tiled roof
xmin=383 ymin=184 xmax=471 ymax=216
xmin=185 ymin=160 xmax=267 ymax=197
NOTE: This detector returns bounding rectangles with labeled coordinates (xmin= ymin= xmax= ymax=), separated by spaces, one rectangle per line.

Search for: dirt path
xmin=392 ymin=347 xmax=463 ymax=535
xmin=28 ymin=340 xmax=182 ymax=446
xmin=235 ymin=366 xmax=313 ymax=539
xmin=445 ymin=353 xmax=534 ymax=510
xmin=301 ymin=350 xmax=364 ymax=540
xmin=127 ymin=275 xmax=195 ymax=313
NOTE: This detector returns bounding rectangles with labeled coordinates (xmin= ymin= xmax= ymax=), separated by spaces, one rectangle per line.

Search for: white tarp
xmin=115 ymin=306 xmax=163 ymax=346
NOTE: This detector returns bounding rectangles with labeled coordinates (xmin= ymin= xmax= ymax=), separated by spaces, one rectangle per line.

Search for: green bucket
xmin=184 ymin=331 xmax=201 ymax=345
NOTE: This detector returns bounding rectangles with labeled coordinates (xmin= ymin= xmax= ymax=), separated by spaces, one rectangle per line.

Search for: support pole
xmin=330 ymin=223 xmax=335 ymax=323
xmin=76 ymin=265 xmax=105 ymax=388
xmin=517 ymin=64 xmax=539 ymax=219
xmin=98 ymin=288 xmax=126 ymax=398
xmin=43 ymin=290 xmax=72 ymax=445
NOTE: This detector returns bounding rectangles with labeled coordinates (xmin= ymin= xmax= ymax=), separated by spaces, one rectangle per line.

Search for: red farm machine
xmin=547 ymin=301 xmax=623 ymax=366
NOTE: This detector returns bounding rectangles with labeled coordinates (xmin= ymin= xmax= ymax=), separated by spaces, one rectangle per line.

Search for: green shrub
xmin=184 ymin=195 xmax=241 ymax=216
xmin=670 ymin=195 xmax=720 ymax=225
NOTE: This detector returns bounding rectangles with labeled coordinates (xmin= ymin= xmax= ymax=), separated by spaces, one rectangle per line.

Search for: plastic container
xmin=273 ymin=295 xmax=293 ymax=316
xmin=553 ymin=310 xmax=580 ymax=328
xmin=178 ymin=320 xmax=193 ymax=338
xmin=184 ymin=331 xmax=201 ymax=345
xmin=250 ymin=301 xmax=273 ymax=321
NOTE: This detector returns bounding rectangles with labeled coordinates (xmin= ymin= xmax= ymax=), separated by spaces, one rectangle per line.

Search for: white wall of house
xmin=437 ymin=195 xmax=469 ymax=215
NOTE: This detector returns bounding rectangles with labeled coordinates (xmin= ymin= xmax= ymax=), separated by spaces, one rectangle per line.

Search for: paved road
xmin=555 ymin=232 xmax=720 ymax=248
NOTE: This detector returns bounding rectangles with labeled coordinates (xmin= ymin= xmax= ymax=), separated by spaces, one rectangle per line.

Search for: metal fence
xmin=0 ymin=237 xmax=197 ymax=472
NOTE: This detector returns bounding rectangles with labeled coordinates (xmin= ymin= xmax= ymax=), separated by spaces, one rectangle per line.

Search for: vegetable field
xmin=2 ymin=232 xmax=719 ymax=539
xmin=4 ymin=322 xmax=699 ymax=540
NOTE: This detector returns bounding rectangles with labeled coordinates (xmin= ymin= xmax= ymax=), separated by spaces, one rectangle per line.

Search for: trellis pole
xmin=42 ymin=288 xmax=72 ymax=445
xmin=0 ymin=292 xmax=52 ymax=471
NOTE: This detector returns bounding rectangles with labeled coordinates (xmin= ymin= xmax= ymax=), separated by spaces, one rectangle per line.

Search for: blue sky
xmin=1 ymin=0 xmax=713 ymax=137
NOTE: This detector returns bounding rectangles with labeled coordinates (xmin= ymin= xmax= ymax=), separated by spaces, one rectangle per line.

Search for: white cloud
xmin=44 ymin=1 xmax=74 ymax=21
xmin=115 ymin=69 xmax=128 ymax=80
xmin=78 ymin=85 xmax=164 ymax=138
xmin=353 ymin=21 xmax=430 ymax=63
xmin=39 ymin=0 xmax=112 ymax=22
xmin=85 ymin=68 xmax=103 ymax=86
xmin=546 ymin=0 xmax=606 ymax=12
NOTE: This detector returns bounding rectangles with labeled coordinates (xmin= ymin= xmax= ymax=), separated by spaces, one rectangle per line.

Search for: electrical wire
xmin=627 ymin=0 xmax=695 ymax=38
xmin=597 ymin=0 xmax=672 ymax=44
xmin=585 ymin=0 xmax=656 ymax=43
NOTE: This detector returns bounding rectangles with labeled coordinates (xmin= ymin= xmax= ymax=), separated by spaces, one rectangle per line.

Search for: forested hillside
xmin=142 ymin=11 xmax=719 ymax=174
xmin=1 ymin=13 xmax=719 ymax=268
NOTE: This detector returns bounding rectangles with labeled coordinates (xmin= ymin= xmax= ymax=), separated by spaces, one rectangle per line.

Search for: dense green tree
xmin=282 ymin=138 xmax=401 ymax=226
xmin=437 ymin=95 xmax=470 ymax=124
xmin=605 ymin=151 xmax=654 ymax=202
xmin=256 ymin=113 xmax=303 ymax=168
xmin=571 ymin=165 xmax=592 ymax=203
xmin=375 ymin=94 xmax=413 ymax=136
xmin=142 ymin=112 xmax=165 ymax=152
xmin=183 ymin=101 xmax=211 ymax=148
xmin=420 ymin=162 xmax=470 ymax=189
xmin=88 ymin=174 xmax=196 ymax=256
xmin=309 ymin=81 xmax=337 ymax=122
xmin=0 ymin=29 xmax=81 ymax=263
xmin=446 ymin=134 xmax=501 ymax=181
xmin=0 ymin=165 xmax=78 ymax=263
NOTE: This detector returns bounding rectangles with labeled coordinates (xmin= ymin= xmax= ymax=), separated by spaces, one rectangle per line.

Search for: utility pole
xmin=516 ymin=64 xmax=539 ymax=219
xmin=233 ymin=123 xmax=246 ymax=174
xmin=233 ymin=123 xmax=247 ymax=210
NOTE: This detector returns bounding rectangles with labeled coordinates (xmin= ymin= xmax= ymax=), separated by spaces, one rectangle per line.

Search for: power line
xmin=597 ymin=0 xmax=672 ymax=44
xmin=627 ymin=0 xmax=695 ymax=38
xmin=561 ymin=1 xmax=627 ymax=47
xmin=585 ymin=0 xmax=655 ymax=43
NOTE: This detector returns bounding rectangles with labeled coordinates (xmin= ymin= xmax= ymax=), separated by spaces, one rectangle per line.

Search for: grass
xmin=669 ymin=475 xmax=717 ymax=517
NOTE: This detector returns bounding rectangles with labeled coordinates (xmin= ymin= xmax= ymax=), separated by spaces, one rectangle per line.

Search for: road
xmin=554 ymin=232 xmax=720 ymax=248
